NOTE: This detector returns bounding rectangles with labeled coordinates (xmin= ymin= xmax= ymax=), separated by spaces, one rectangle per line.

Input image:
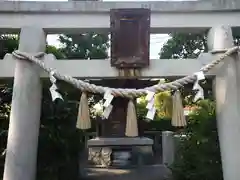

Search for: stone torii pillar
xmin=3 ymin=27 xmax=46 ymax=180
xmin=209 ymin=25 xmax=240 ymax=180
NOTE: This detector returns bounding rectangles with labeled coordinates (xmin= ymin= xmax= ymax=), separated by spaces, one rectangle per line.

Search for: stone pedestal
xmin=87 ymin=137 xmax=154 ymax=167
xmin=87 ymin=81 xmax=154 ymax=168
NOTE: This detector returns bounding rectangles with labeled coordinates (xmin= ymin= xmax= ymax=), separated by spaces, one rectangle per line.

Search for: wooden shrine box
xmin=110 ymin=8 xmax=150 ymax=68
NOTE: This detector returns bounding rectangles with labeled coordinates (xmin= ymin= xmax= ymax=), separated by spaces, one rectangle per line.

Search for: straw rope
xmin=12 ymin=46 xmax=239 ymax=98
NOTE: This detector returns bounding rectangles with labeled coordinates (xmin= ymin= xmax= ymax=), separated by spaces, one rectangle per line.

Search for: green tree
xmin=46 ymin=45 xmax=65 ymax=59
xmin=159 ymin=32 xmax=240 ymax=59
xmin=159 ymin=32 xmax=208 ymax=59
xmin=171 ymin=100 xmax=222 ymax=180
xmin=136 ymin=90 xmax=173 ymax=119
xmin=0 ymin=84 xmax=12 ymax=177
xmin=0 ymin=34 xmax=65 ymax=59
xmin=0 ymin=34 xmax=19 ymax=59
xmin=58 ymin=33 xmax=109 ymax=59
xmin=37 ymin=88 xmax=81 ymax=180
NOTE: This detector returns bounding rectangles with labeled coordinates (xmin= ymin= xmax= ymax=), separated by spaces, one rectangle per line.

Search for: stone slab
xmin=0 ymin=1 xmax=240 ymax=13
xmin=0 ymin=1 xmax=240 ymax=34
xmin=87 ymin=137 xmax=153 ymax=147
xmin=0 ymin=54 xmax=217 ymax=79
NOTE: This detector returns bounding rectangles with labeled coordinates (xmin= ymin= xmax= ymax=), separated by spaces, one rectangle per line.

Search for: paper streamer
xmin=49 ymin=84 xmax=63 ymax=101
xmin=102 ymin=104 xmax=113 ymax=119
xmin=146 ymin=107 xmax=156 ymax=120
xmin=49 ymin=71 xmax=63 ymax=101
xmin=50 ymin=71 xmax=57 ymax=84
xmin=146 ymin=98 xmax=155 ymax=110
xmin=145 ymin=90 xmax=156 ymax=120
xmin=145 ymin=90 xmax=155 ymax=101
xmin=193 ymin=71 xmax=205 ymax=102
xmin=103 ymin=90 xmax=114 ymax=107
xmin=194 ymin=71 xmax=205 ymax=81
xmin=102 ymin=90 xmax=114 ymax=119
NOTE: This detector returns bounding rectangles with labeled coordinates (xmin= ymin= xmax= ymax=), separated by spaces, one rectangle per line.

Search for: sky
xmin=18 ymin=0 xmax=190 ymax=58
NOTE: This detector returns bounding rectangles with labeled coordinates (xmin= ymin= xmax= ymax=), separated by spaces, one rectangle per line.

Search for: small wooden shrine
xmin=87 ymin=8 xmax=154 ymax=168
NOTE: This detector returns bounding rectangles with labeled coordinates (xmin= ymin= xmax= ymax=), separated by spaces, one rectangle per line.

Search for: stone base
xmin=87 ymin=137 xmax=154 ymax=168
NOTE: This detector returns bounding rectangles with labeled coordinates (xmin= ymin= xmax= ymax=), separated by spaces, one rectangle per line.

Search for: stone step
xmin=80 ymin=164 xmax=172 ymax=180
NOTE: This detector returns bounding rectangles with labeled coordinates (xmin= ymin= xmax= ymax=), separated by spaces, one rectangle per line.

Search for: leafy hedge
xmin=171 ymin=100 xmax=223 ymax=180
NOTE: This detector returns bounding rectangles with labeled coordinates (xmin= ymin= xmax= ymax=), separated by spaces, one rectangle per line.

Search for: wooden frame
xmin=110 ymin=8 xmax=150 ymax=68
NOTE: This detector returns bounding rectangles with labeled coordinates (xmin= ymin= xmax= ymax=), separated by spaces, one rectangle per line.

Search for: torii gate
xmin=0 ymin=1 xmax=240 ymax=180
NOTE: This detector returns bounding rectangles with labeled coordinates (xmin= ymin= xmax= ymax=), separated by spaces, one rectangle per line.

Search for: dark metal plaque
xmin=110 ymin=8 xmax=150 ymax=68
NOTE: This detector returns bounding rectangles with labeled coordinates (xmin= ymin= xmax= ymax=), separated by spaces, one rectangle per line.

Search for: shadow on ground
xmin=80 ymin=164 xmax=172 ymax=180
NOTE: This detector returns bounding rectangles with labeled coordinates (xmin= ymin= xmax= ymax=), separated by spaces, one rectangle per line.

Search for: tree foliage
xmin=159 ymin=32 xmax=208 ymax=59
xmin=37 ymin=88 xmax=81 ymax=180
xmin=171 ymin=100 xmax=222 ymax=180
xmin=46 ymin=45 xmax=65 ymax=59
xmin=0 ymin=35 xmax=19 ymax=59
xmin=0 ymin=85 xmax=12 ymax=177
xmin=159 ymin=32 xmax=240 ymax=59
xmin=58 ymin=33 xmax=109 ymax=59
xmin=0 ymin=34 xmax=65 ymax=59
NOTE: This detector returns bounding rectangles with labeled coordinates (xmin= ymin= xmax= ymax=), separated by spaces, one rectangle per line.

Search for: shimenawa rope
xmin=12 ymin=46 xmax=239 ymax=98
